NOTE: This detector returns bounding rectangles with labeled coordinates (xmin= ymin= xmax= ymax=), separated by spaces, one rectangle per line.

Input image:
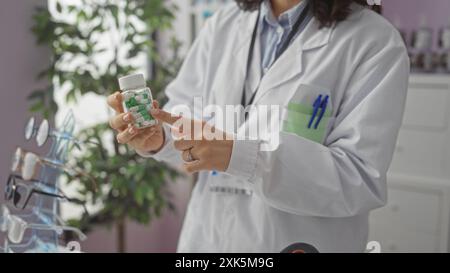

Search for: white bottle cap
xmin=118 ymin=74 xmax=146 ymax=91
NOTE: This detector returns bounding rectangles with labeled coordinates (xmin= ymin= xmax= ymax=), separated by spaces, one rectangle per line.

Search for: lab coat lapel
xmin=252 ymin=18 xmax=334 ymax=105
xmin=227 ymin=11 xmax=259 ymax=105
xmin=233 ymin=11 xmax=259 ymax=60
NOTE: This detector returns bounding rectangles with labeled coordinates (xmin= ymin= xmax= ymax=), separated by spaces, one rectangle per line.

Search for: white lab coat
xmin=142 ymin=3 xmax=409 ymax=252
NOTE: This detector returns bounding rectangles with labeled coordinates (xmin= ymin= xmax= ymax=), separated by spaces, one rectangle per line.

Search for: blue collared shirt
xmin=259 ymin=0 xmax=312 ymax=75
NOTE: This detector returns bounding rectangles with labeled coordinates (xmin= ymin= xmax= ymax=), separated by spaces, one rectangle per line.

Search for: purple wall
xmin=0 ymin=1 xmax=49 ymax=181
xmin=81 ymin=180 xmax=192 ymax=253
xmin=383 ymin=0 xmax=450 ymax=48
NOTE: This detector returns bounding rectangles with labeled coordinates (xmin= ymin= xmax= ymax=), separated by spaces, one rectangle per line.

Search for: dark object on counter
xmin=438 ymin=52 xmax=450 ymax=73
xmin=281 ymin=243 xmax=320 ymax=253
xmin=438 ymin=26 xmax=450 ymax=73
xmin=410 ymin=52 xmax=437 ymax=73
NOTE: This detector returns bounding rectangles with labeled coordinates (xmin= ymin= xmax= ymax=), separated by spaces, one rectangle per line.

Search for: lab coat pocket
xmin=283 ymin=85 xmax=334 ymax=144
xmin=282 ymin=111 xmax=332 ymax=144
xmin=288 ymin=84 xmax=333 ymax=109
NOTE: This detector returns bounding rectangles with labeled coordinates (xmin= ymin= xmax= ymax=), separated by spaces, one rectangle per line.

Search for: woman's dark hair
xmin=235 ymin=0 xmax=382 ymax=27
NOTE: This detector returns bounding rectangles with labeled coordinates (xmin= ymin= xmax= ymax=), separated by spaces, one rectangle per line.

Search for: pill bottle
xmin=118 ymin=73 xmax=157 ymax=129
xmin=439 ymin=19 xmax=450 ymax=73
xmin=411 ymin=16 xmax=434 ymax=72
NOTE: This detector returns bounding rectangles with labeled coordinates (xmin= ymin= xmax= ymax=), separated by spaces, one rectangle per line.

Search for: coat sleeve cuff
xmin=225 ymin=139 xmax=260 ymax=181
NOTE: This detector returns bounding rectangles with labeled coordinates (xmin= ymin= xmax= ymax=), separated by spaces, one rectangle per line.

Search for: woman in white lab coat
xmin=108 ymin=0 xmax=409 ymax=252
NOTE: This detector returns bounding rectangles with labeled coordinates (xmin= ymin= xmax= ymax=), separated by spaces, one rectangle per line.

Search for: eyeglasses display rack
xmin=1 ymin=111 xmax=87 ymax=253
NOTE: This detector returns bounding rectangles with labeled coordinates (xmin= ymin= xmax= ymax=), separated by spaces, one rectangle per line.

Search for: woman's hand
xmin=107 ymin=92 xmax=165 ymax=153
xmin=150 ymin=108 xmax=234 ymax=174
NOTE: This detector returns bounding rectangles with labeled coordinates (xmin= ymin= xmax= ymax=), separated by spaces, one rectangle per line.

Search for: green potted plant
xmin=29 ymin=0 xmax=183 ymax=252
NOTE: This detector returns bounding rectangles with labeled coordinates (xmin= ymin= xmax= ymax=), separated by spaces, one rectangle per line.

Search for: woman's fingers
xmin=152 ymin=100 xmax=159 ymax=109
xmin=151 ymin=108 xmax=190 ymax=140
xmin=181 ymin=148 xmax=199 ymax=162
xmin=181 ymin=150 xmax=191 ymax=162
xmin=109 ymin=112 xmax=133 ymax=131
xmin=174 ymin=139 xmax=195 ymax=151
xmin=107 ymin=92 xmax=124 ymax=113
xmin=131 ymin=126 xmax=158 ymax=142
xmin=116 ymin=126 xmax=138 ymax=144
xmin=150 ymin=108 xmax=181 ymax=125
xmin=183 ymin=160 xmax=204 ymax=173
xmin=139 ymin=126 xmax=158 ymax=137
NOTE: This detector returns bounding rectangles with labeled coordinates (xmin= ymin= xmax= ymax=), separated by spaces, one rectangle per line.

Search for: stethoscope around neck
xmin=241 ymin=2 xmax=312 ymax=115
xmin=209 ymin=3 xmax=313 ymax=192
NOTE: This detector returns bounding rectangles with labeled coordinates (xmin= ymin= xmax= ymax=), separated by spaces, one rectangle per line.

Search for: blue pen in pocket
xmin=314 ymin=95 xmax=329 ymax=129
xmin=308 ymin=95 xmax=322 ymax=129
xmin=284 ymin=86 xmax=333 ymax=144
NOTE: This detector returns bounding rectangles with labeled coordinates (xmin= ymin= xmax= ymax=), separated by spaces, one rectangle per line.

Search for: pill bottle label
xmin=122 ymin=88 xmax=157 ymax=129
